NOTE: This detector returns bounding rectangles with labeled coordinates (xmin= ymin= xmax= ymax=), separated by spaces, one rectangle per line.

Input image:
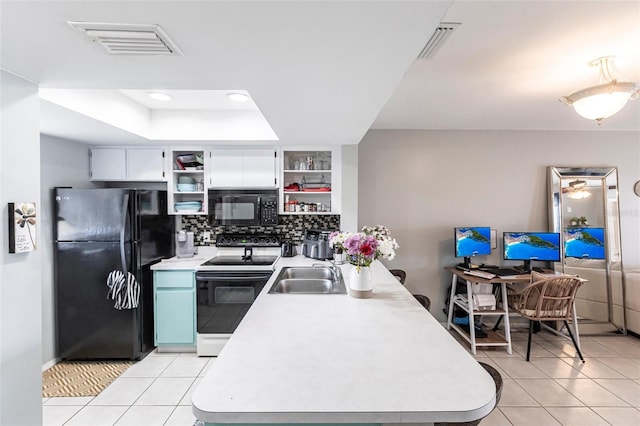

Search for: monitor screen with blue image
xmin=564 ymin=227 xmax=605 ymax=260
xmin=455 ymin=227 xmax=491 ymax=267
xmin=503 ymin=232 xmax=561 ymax=271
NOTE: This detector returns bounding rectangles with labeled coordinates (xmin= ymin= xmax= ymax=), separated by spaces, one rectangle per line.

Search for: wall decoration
xmin=8 ymin=202 xmax=37 ymax=253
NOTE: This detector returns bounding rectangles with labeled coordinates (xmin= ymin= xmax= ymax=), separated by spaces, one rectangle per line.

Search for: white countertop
xmin=150 ymin=246 xmax=284 ymax=271
xmin=191 ymin=256 xmax=496 ymax=424
xmin=150 ymin=246 xmax=217 ymax=270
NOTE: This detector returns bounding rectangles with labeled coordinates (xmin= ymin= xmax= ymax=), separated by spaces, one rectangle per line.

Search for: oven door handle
xmin=196 ymin=273 xmax=273 ymax=282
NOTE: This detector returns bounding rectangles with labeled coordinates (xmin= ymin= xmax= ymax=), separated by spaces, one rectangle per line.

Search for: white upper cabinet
xmin=90 ymin=146 xmax=167 ymax=181
xmin=208 ymin=149 xmax=244 ymax=187
xmin=90 ymin=148 xmax=126 ymax=180
xmin=126 ymin=148 xmax=167 ymax=181
xmin=208 ymin=147 xmax=277 ymax=188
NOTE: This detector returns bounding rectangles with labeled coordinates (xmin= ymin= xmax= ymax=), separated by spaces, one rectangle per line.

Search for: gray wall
xmin=40 ymin=135 xmax=96 ymax=366
xmin=358 ymin=129 xmax=640 ymax=322
xmin=1 ymin=71 xmax=42 ymax=425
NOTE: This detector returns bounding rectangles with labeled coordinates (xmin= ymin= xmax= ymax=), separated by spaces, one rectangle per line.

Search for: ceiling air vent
xmin=68 ymin=22 xmax=183 ymax=56
xmin=417 ymin=22 xmax=461 ymax=60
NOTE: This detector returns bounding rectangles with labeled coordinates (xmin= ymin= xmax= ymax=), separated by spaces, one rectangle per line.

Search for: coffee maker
xmin=281 ymin=241 xmax=295 ymax=257
xmin=175 ymin=231 xmax=195 ymax=258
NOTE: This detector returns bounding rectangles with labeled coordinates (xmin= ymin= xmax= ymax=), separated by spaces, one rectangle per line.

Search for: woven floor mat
xmin=42 ymin=361 xmax=133 ymax=398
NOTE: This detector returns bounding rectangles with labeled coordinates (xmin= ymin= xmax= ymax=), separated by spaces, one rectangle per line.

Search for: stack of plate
xmin=177 ymin=183 xmax=197 ymax=192
xmin=177 ymin=176 xmax=196 ymax=184
xmin=174 ymin=201 xmax=202 ymax=212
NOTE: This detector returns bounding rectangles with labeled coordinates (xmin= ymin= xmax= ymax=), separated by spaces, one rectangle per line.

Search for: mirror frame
xmin=548 ymin=166 xmax=626 ymax=334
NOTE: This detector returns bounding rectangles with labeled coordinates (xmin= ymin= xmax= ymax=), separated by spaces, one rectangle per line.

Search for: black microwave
xmin=208 ymin=189 xmax=278 ymax=226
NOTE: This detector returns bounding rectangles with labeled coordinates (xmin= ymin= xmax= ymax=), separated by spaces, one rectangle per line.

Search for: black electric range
xmin=201 ymin=255 xmax=279 ymax=267
xmin=195 ymin=233 xmax=281 ymax=356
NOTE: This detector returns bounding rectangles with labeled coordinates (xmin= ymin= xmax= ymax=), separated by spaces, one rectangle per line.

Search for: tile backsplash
xmin=181 ymin=214 xmax=341 ymax=246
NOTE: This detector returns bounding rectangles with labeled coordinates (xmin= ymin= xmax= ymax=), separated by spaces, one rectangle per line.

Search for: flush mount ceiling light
xmin=567 ymin=189 xmax=591 ymax=200
xmin=569 ymin=179 xmax=587 ymax=189
xmin=562 ymin=56 xmax=639 ymax=125
xmin=566 ymin=180 xmax=591 ymax=199
xmin=148 ymin=92 xmax=172 ymax=101
xmin=226 ymin=92 xmax=250 ymax=102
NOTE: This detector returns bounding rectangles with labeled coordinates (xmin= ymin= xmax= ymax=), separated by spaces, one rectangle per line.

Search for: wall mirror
xmin=548 ymin=166 xmax=626 ymax=334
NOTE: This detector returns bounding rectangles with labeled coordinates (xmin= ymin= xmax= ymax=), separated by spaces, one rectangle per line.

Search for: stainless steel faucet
xmin=312 ymin=261 xmax=341 ymax=279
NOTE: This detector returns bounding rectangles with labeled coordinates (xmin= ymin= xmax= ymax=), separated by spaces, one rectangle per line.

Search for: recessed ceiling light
xmin=148 ymin=92 xmax=172 ymax=101
xmin=226 ymin=92 xmax=250 ymax=102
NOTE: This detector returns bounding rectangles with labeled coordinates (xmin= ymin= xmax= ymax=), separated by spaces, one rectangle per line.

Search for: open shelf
xmin=168 ymin=149 xmax=206 ymax=215
xmin=281 ymin=149 xmax=337 ymax=214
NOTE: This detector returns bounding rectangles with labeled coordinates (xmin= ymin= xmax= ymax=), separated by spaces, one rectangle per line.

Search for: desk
xmin=445 ymin=267 xmax=533 ymax=355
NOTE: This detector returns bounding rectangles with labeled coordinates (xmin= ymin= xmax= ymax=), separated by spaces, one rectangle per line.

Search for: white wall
xmin=0 ymin=71 xmax=42 ymax=425
xmin=40 ymin=135 xmax=96 ymax=366
xmin=358 ymin=129 xmax=640 ymax=323
xmin=340 ymin=144 xmax=358 ymax=232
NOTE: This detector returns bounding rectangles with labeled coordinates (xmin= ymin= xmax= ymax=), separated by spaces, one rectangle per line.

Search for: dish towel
xmin=106 ymin=270 xmax=140 ymax=310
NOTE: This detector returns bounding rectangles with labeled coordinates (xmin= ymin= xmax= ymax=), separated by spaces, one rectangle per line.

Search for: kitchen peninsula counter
xmin=192 ymin=256 xmax=496 ymax=425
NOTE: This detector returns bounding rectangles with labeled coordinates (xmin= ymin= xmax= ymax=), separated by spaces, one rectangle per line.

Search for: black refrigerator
xmin=54 ymin=188 xmax=175 ymax=360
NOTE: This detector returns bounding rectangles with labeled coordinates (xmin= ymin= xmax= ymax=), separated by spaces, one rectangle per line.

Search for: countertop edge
xmin=192 ymin=400 xmax=497 ymax=424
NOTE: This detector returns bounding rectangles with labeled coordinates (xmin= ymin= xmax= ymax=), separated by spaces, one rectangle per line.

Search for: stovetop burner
xmin=201 ymin=255 xmax=279 ymax=266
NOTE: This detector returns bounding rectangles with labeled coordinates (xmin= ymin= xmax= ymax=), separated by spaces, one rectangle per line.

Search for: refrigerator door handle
xmin=120 ymin=193 xmax=129 ymax=275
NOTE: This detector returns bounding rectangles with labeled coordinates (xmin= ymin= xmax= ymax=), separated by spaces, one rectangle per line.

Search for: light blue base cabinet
xmin=153 ymin=270 xmax=196 ymax=346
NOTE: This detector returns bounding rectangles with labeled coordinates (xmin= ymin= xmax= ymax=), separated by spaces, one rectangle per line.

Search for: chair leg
xmin=564 ymin=320 xmax=585 ymax=363
xmin=526 ymin=320 xmax=534 ymax=361
xmin=492 ymin=316 xmax=503 ymax=331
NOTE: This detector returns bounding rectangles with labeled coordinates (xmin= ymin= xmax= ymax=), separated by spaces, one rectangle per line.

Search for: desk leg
xmin=466 ymin=280 xmax=477 ymax=355
xmin=500 ymin=282 xmax=512 ymax=355
xmin=446 ymin=274 xmax=457 ymax=330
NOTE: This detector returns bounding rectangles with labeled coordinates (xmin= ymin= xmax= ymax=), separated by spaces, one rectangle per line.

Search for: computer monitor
xmin=455 ymin=227 xmax=491 ymax=268
xmin=503 ymin=232 xmax=561 ymax=272
xmin=564 ymin=227 xmax=605 ymax=260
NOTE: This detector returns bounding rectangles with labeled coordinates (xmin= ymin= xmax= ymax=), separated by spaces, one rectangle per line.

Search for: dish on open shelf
xmin=301 ymin=187 xmax=330 ymax=192
xmin=174 ymin=201 xmax=202 ymax=212
xmin=177 ymin=183 xmax=197 ymax=192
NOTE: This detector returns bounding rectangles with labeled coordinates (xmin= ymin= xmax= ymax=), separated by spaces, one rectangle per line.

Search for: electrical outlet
xmin=202 ymin=231 xmax=211 ymax=243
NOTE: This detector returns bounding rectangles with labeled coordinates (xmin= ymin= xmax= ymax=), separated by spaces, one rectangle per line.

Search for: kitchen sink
xmin=268 ymin=266 xmax=347 ymax=294
xmin=277 ymin=267 xmax=336 ymax=280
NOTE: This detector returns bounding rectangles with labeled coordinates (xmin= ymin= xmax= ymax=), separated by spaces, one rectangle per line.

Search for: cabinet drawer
xmin=154 ymin=271 xmax=194 ymax=289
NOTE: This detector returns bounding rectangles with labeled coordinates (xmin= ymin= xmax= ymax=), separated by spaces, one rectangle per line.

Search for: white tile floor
xmin=43 ymin=329 xmax=640 ymax=426
xmin=43 ymin=352 xmax=211 ymax=426
xmin=458 ymin=327 xmax=640 ymax=426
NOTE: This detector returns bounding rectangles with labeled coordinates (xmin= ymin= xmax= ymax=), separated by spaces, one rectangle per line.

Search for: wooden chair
xmin=389 ymin=269 xmax=431 ymax=311
xmin=507 ymin=271 xmax=585 ymax=362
